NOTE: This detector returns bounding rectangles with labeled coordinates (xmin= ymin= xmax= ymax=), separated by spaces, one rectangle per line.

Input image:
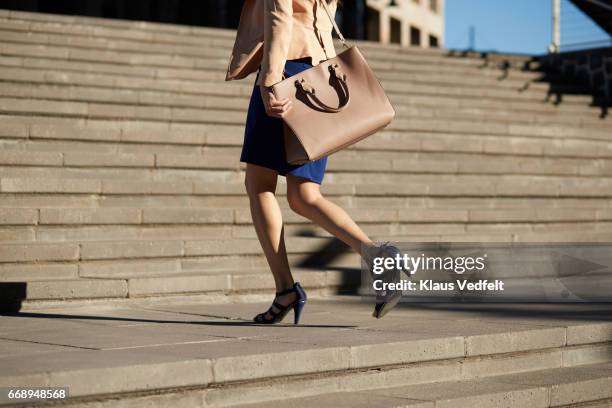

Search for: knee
xmin=244 ymin=175 xmax=276 ymax=198
xmin=287 ymin=189 xmax=320 ymax=216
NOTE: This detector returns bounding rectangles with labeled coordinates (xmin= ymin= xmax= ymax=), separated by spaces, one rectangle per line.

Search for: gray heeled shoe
xmin=364 ymin=242 xmax=404 ymax=319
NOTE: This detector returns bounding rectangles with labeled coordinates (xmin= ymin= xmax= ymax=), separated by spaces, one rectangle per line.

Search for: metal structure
xmin=550 ymin=0 xmax=612 ymax=52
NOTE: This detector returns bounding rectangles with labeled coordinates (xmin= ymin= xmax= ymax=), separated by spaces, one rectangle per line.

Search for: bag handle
xmin=295 ymin=63 xmax=350 ymax=113
xmin=317 ymin=0 xmax=349 ymax=49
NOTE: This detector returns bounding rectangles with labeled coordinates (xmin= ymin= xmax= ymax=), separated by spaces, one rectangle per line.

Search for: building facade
xmin=0 ymin=0 xmax=444 ymax=48
xmin=365 ymin=0 xmax=444 ymax=48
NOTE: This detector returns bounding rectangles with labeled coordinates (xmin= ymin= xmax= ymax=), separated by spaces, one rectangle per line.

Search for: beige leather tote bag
xmin=272 ymin=0 xmax=395 ymax=165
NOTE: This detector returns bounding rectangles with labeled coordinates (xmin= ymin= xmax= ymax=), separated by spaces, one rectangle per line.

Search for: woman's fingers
xmin=269 ymin=96 xmax=290 ymax=108
xmin=265 ymin=91 xmax=292 ymax=118
xmin=269 ymin=92 xmax=290 ymax=106
xmin=269 ymin=101 xmax=292 ymax=117
xmin=270 ymin=100 xmax=291 ymax=112
xmin=280 ymin=98 xmax=292 ymax=109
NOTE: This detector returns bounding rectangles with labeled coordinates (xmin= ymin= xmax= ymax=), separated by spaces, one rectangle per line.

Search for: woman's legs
xmin=286 ymin=175 xmax=403 ymax=319
xmin=286 ymin=175 xmax=373 ymax=255
xmin=245 ymin=164 xmax=296 ymax=319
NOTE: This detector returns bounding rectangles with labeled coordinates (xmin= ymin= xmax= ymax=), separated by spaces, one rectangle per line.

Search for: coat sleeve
xmin=259 ymin=0 xmax=293 ymax=87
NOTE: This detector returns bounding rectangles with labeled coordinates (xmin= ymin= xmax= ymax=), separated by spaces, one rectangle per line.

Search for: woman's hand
xmin=260 ymin=85 xmax=292 ymax=118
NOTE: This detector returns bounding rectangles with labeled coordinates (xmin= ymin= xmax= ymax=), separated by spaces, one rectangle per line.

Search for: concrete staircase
xmin=1 ymin=9 xmax=612 ymax=309
xmin=1 ymin=299 xmax=612 ymax=407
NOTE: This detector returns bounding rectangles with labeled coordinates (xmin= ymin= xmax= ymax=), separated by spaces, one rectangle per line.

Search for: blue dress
xmin=240 ymin=58 xmax=328 ymax=184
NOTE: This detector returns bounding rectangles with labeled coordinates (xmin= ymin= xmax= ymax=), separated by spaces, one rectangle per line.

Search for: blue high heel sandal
xmin=253 ymin=282 xmax=307 ymax=325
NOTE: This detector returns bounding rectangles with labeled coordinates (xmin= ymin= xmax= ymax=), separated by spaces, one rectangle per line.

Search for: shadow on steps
xmin=446 ymin=48 xmax=611 ymax=119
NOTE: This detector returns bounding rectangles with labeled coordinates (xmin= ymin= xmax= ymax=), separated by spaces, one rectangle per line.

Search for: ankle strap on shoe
xmin=276 ymin=283 xmax=297 ymax=296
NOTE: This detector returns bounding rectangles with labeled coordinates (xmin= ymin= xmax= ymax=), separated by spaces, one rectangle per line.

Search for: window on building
xmin=429 ymin=0 xmax=438 ymax=13
xmin=366 ymin=7 xmax=380 ymax=42
xmin=390 ymin=18 xmax=401 ymax=44
xmin=410 ymin=26 xmax=421 ymax=46
xmin=429 ymin=34 xmax=439 ymax=48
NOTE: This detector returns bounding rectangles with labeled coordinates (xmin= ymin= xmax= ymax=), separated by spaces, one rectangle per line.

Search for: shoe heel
xmin=293 ymin=300 xmax=306 ymax=325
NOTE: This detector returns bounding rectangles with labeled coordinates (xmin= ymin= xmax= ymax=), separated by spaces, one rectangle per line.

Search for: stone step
xmin=0 ymin=9 xmax=528 ymax=69
xmin=0 ymin=32 xmax=511 ymax=74
xmin=0 ymin=243 xmax=359 ymax=301
xmin=2 ymin=223 xmax=611 ymax=254
xmin=0 ymin=75 xmax=576 ymax=112
xmin=0 ymin=55 xmax=548 ymax=102
xmin=120 ymin=268 xmax=355 ymax=297
xmin=0 ymin=65 xmax=577 ymax=108
xmin=2 ymin=175 xmax=612 ymax=199
xmin=1 ymin=206 xmax=611 ymax=228
xmin=231 ymin=363 xmax=612 ymax=408
xmin=0 ymin=95 xmax=594 ymax=138
xmin=7 ymin=220 xmax=612 ymax=283
xmin=0 ymin=81 xmax=606 ymax=128
xmin=0 ymin=140 xmax=610 ymax=173
xmin=3 ymin=120 xmax=612 ymax=160
xmin=0 ymin=17 xmax=541 ymax=72
xmin=0 ymin=267 xmax=358 ymax=302
xmin=0 ymin=51 xmax=550 ymax=91
xmin=1 ymin=193 xmax=609 ymax=211
xmin=0 ymin=193 xmax=612 ymax=222
xmin=0 ymin=236 xmax=346 ymax=262
xmin=4 ymin=222 xmax=612 ymax=249
xmin=378 ymin=66 xmax=560 ymax=88
xmin=0 ymin=245 xmax=360 ymax=279
xmin=0 ymin=9 xmax=238 ymax=37
xmin=0 ymin=62 xmax=595 ymax=108
xmin=0 ymin=53 xmax=561 ymax=91
xmin=1 ymin=298 xmax=611 ymax=406
xmin=0 ymin=101 xmax=609 ymax=145
xmin=3 ymin=221 xmax=612 ymax=256
xmin=0 ymin=25 xmax=551 ymax=89
xmin=2 ymin=175 xmax=612 ymax=198
xmin=367 ymin=93 xmax=600 ymax=117
xmin=4 ymin=222 xmax=612 ymax=272
xmin=1 ymin=116 xmax=608 ymax=150
xmin=0 ymin=41 xmax=560 ymax=94
xmin=3 ymin=148 xmax=612 ymax=177
xmin=4 ymin=223 xmax=612 ymax=249
xmin=4 ymin=117 xmax=609 ymax=156
xmin=0 ymin=39 xmax=545 ymax=86
xmin=0 ymin=10 xmax=540 ymax=70
xmin=0 ymin=20 xmax=569 ymax=95
xmin=0 ymin=12 xmax=545 ymax=80
xmin=1 ymin=137 xmax=609 ymax=168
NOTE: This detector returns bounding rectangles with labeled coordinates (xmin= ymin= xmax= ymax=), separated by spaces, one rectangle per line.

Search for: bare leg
xmin=286 ymin=175 xmax=374 ymax=256
xmin=245 ymin=164 xmax=296 ymax=320
xmin=245 ymin=164 xmax=294 ymax=290
xmin=286 ymin=176 xmax=402 ymax=320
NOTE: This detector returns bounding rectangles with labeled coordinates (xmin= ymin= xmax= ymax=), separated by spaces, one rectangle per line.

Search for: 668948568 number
xmin=1 ymin=387 xmax=68 ymax=402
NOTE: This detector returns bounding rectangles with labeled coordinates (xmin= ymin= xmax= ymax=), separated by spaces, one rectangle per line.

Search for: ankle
xmin=275 ymin=282 xmax=295 ymax=294
xmin=361 ymin=242 xmax=380 ymax=268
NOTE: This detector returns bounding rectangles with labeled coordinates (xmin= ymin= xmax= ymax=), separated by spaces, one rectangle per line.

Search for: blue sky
xmin=444 ymin=0 xmax=611 ymax=55
xmin=444 ymin=0 xmax=552 ymax=55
